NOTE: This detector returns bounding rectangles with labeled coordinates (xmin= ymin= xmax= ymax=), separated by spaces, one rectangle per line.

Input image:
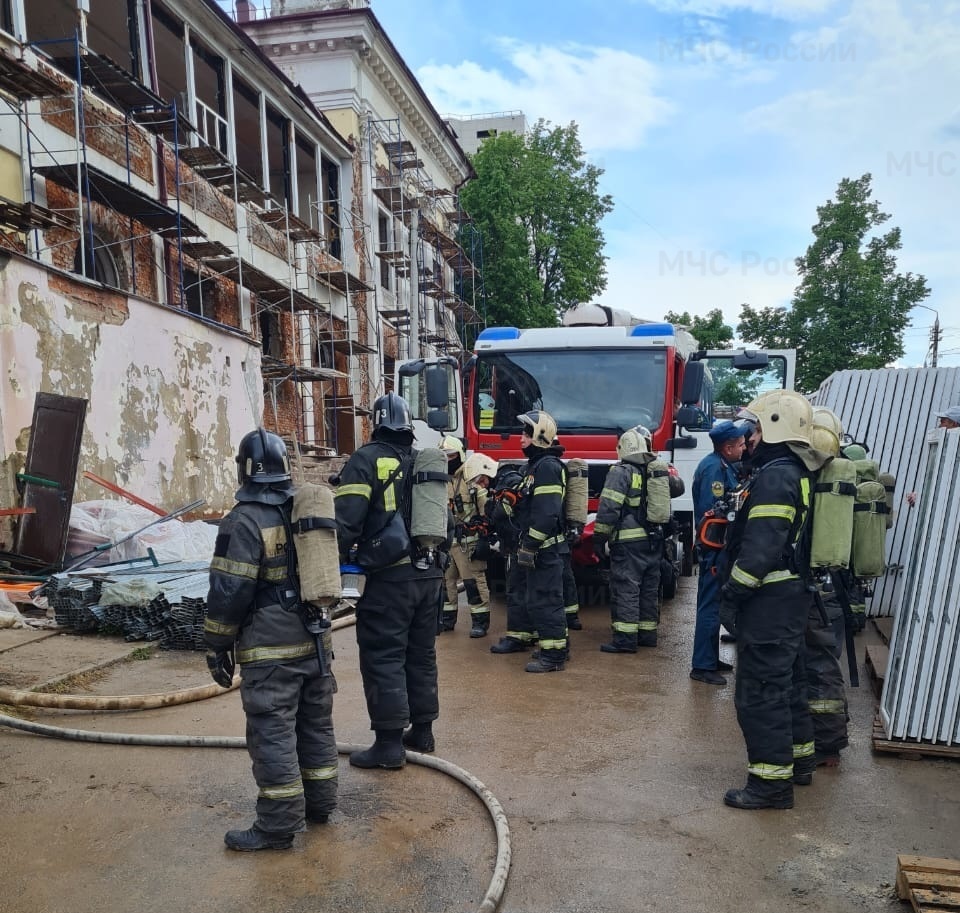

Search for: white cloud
xmin=641 ymin=0 xmax=839 ymax=18
xmin=416 ymin=41 xmax=672 ymax=151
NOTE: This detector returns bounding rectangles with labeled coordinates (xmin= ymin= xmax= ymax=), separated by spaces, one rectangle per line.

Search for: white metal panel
xmin=813 ymin=367 xmax=960 ymax=616
xmin=879 ymin=427 xmax=960 ymax=744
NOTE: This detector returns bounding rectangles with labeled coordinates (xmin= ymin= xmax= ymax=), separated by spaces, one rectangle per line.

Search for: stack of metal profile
xmin=45 ymin=575 xmax=103 ymax=632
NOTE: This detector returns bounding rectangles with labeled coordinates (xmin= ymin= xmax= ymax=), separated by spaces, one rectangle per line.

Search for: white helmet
xmin=462 ymin=452 xmax=499 ymax=483
xmin=517 ymin=410 xmax=558 ymax=449
xmin=617 ymin=427 xmax=651 ymax=461
xmin=740 ymin=390 xmax=813 ymax=446
xmin=812 ymin=407 xmax=843 ymax=438
xmin=438 ymin=435 xmax=465 ymax=458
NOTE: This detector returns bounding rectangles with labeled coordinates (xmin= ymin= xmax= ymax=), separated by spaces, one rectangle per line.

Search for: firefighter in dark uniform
xmin=490 ymin=410 xmax=569 ymax=673
xmin=593 ymin=426 xmax=663 ymax=653
xmin=204 ymin=428 xmax=337 ymax=851
xmin=719 ymin=390 xmax=828 ymax=810
xmin=690 ymin=420 xmax=747 ymax=685
xmin=334 ymin=392 xmax=444 ymax=766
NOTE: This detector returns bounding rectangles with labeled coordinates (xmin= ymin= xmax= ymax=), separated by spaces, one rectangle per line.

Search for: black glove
xmin=206 ymin=648 xmax=235 ymax=688
xmin=470 ymin=536 xmax=492 ymax=562
xmin=592 ymin=536 xmax=608 ymax=559
xmin=719 ymin=581 xmax=750 ymax=639
xmin=517 ymin=542 xmax=537 ymax=569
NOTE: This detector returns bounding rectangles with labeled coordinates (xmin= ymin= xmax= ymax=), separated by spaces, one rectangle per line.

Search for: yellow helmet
xmin=617 ymin=427 xmax=651 ymax=461
xmin=438 ymin=435 xmax=465 ymax=458
xmin=517 ymin=410 xmax=558 ymax=449
xmin=812 ymin=407 xmax=843 ymax=438
xmin=809 ymin=426 xmax=840 ymax=457
xmin=462 ymin=453 xmax=499 ymax=483
xmin=741 ymin=390 xmax=813 ymax=446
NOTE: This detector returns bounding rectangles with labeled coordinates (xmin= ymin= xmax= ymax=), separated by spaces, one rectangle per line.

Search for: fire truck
xmin=398 ymin=304 xmax=795 ymax=596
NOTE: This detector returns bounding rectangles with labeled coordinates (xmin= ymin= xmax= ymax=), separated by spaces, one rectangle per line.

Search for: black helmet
xmin=235 ymin=429 xmax=292 ymax=504
xmin=373 ymin=392 xmax=413 ymax=433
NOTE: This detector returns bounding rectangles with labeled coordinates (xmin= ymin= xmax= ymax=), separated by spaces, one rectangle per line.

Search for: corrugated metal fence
xmin=879 ymin=426 xmax=960 ymax=744
xmin=813 ymin=367 xmax=960 ymax=618
xmin=813 ymin=368 xmax=960 ymax=743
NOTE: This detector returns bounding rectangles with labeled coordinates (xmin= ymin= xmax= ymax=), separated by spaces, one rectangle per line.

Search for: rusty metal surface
xmin=0 ymin=578 xmax=958 ymax=912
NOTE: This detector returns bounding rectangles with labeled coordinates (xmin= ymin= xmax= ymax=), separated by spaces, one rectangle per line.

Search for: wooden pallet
xmin=873 ymin=714 xmax=960 ymax=760
xmin=896 ymin=855 xmax=960 ymax=911
xmin=865 ymin=643 xmax=889 ymax=698
xmin=872 ymin=615 xmax=894 ymax=645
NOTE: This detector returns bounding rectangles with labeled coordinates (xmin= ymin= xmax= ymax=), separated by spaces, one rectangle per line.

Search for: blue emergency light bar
xmin=476 ymin=327 xmax=522 ymax=341
xmin=630 ymin=323 xmax=675 ymax=337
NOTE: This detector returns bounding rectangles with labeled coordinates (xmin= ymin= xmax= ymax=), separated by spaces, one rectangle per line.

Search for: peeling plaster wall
xmin=0 ymin=254 xmax=263 ymax=517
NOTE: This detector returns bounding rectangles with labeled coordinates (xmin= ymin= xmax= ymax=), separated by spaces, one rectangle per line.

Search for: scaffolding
xmin=0 ymin=32 xmax=374 ymax=455
xmin=366 ymin=113 xmax=483 ymax=373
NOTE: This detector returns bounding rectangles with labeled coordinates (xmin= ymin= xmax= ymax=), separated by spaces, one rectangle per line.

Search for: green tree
xmin=460 ymin=120 xmax=613 ymax=328
xmin=663 ymin=308 xmax=734 ymax=350
xmin=737 ymin=173 xmax=930 ymax=393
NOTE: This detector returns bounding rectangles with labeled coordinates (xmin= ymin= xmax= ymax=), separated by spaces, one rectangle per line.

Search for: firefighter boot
xmin=349 ymin=729 xmax=406 ymax=770
xmin=600 ymin=633 xmax=637 ymax=654
xmin=490 ymin=637 xmax=529 ymax=654
xmin=637 ymin=630 xmax=658 ymax=648
xmin=566 ymin=611 xmax=583 ymax=631
xmin=440 ymin=605 xmax=458 ymax=632
xmin=793 ymin=755 xmax=816 ymax=786
xmin=723 ymin=774 xmax=794 ymax=810
xmin=525 ymin=648 xmax=565 ymax=673
xmin=224 ymin=825 xmax=294 ymax=851
xmin=469 ymin=611 xmax=490 ymax=638
xmin=402 ymin=722 xmax=435 ymax=753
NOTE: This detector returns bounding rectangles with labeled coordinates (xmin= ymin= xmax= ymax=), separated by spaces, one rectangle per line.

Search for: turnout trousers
xmin=355 ymin=571 xmax=442 ymax=731
xmin=503 ymin=552 xmax=536 ymax=644
xmin=805 ymin=589 xmax=849 ymax=756
xmin=692 ymin=550 xmax=723 ymax=670
xmin=522 ymin=546 xmax=568 ymax=662
xmin=444 ymin=542 xmax=490 ymax=620
xmin=734 ymin=579 xmax=814 ymax=784
xmin=608 ymin=540 xmax=661 ymax=644
xmin=240 ymin=656 xmax=338 ymax=835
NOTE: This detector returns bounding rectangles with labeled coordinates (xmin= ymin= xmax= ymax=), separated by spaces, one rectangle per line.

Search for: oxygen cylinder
xmin=564 ymin=458 xmax=589 ymax=526
xmin=410 ymin=447 xmax=449 ymax=548
xmin=849 ymin=455 xmax=887 ymax=578
xmin=645 ymin=459 xmax=672 ymax=524
xmin=879 ymin=471 xmax=897 ymax=530
xmin=809 ymin=459 xmax=857 ymax=570
xmin=291 ymin=483 xmax=342 ymax=608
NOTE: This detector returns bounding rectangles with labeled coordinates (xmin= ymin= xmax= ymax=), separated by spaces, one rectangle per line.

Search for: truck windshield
xmin=474 ymin=349 xmax=668 ymax=434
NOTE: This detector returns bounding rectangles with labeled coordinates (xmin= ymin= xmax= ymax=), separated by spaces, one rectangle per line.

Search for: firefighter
xmin=719 ymin=390 xmax=829 ymax=810
xmin=204 ymin=429 xmax=337 ymax=852
xmin=690 ymin=419 xmax=747 ymax=685
xmin=334 ymin=392 xmax=445 ymax=767
xmin=445 ymin=452 xmax=499 ymax=638
xmin=490 ymin=410 xmax=569 ymax=673
xmin=593 ymin=427 xmax=663 ymax=653
xmin=807 ymin=409 xmax=850 ymax=767
xmin=438 ymin=435 xmax=466 ymax=632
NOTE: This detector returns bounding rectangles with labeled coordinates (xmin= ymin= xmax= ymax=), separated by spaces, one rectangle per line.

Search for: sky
xmin=369 ymin=0 xmax=960 ymax=368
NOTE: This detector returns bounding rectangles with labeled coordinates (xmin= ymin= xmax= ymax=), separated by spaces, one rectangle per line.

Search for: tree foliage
xmin=663 ymin=308 xmax=734 ymax=350
xmin=460 ymin=120 xmax=613 ymax=328
xmin=737 ymin=173 xmax=930 ymax=393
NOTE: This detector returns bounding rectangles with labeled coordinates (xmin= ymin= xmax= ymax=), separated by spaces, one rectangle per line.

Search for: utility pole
xmin=931 ymin=314 xmax=940 ymax=368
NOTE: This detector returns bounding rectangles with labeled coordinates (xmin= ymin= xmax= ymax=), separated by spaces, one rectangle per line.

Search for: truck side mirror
xmin=425 ymin=364 xmax=450 ymax=409
xmin=675 ymin=405 xmax=705 ymax=430
xmin=679 ymin=362 xmax=705 ymax=404
xmin=427 ymin=408 xmax=451 ymax=431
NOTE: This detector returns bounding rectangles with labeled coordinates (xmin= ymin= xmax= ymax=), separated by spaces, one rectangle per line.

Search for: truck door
xmin=396 ymin=356 xmax=464 ymax=446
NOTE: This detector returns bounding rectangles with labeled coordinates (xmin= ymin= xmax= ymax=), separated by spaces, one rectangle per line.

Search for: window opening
xmin=266 ymin=103 xmax=290 ymax=207
xmin=232 ymin=76 xmax=263 ymax=186
xmin=321 ymin=155 xmax=340 ymax=259
xmin=150 ymin=4 xmax=187 ymax=107
xmin=73 ymin=229 xmax=121 ymax=289
xmin=191 ymin=38 xmax=227 ymax=153
xmin=295 ymin=133 xmax=317 ymax=223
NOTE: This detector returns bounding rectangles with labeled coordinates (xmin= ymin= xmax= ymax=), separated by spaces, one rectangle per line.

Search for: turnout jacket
xmin=450 ymin=466 xmax=489 ymax=539
xmin=595 ymin=458 xmax=656 ymax=544
xmin=515 ymin=445 xmax=567 ymax=554
xmin=723 ymin=443 xmax=810 ymax=595
xmin=204 ymin=499 xmax=315 ymax=667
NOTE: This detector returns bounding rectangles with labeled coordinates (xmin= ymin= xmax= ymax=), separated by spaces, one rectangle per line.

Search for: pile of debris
xmin=42 ymin=560 xmax=211 ymax=651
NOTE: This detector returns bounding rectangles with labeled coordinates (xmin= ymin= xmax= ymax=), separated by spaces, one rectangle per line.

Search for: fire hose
xmin=0 ymin=612 xmax=511 ymax=913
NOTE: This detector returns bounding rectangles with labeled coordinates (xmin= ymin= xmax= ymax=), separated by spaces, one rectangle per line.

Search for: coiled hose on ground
xmin=0 ymin=613 xmax=511 ymax=913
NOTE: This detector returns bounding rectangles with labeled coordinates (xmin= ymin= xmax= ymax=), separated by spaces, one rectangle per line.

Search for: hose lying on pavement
xmin=0 ymin=611 xmax=511 ymax=913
